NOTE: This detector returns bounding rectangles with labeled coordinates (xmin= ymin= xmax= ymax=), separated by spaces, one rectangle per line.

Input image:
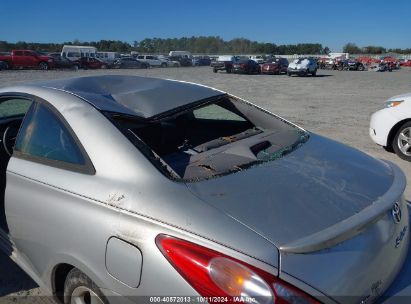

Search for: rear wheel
xmin=358 ymin=64 xmax=365 ymax=71
xmin=38 ymin=62 xmax=48 ymax=70
xmin=393 ymin=122 xmax=411 ymax=162
xmin=64 ymin=268 xmax=108 ymax=304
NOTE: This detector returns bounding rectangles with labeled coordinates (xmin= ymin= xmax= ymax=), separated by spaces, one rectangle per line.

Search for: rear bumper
xmin=287 ymin=69 xmax=306 ymax=75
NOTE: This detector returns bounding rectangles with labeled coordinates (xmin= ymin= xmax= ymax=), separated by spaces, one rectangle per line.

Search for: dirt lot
xmin=0 ymin=67 xmax=410 ymax=302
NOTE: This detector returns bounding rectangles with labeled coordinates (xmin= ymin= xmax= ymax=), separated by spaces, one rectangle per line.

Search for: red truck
xmin=0 ymin=50 xmax=54 ymax=70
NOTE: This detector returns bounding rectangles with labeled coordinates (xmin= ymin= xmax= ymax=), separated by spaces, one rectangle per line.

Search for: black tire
xmin=39 ymin=62 xmax=49 ymax=70
xmin=64 ymin=268 xmax=108 ymax=304
xmin=226 ymin=68 xmax=232 ymax=74
xmin=358 ymin=64 xmax=365 ymax=71
xmin=213 ymin=68 xmax=218 ymax=73
xmin=312 ymin=68 xmax=317 ymax=76
xmin=287 ymin=72 xmax=291 ymax=76
xmin=392 ymin=121 xmax=411 ymax=162
xmin=161 ymin=62 xmax=167 ymax=68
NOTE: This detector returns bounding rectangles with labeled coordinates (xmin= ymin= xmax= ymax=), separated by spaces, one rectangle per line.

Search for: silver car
xmin=0 ymin=75 xmax=409 ymax=304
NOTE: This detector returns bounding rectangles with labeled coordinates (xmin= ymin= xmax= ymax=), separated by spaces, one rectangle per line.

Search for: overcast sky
xmin=1 ymin=0 xmax=410 ymax=51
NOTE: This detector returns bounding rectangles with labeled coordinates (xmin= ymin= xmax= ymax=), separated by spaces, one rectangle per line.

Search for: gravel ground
xmin=0 ymin=66 xmax=410 ymax=302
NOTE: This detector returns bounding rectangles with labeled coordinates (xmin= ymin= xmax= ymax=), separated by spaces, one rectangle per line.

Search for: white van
xmin=96 ymin=52 xmax=120 ymax=62
xmin=61 ymin=45 xmax=97 ymax=61
xmin=168 ymin=51 xmax=192 ymax=59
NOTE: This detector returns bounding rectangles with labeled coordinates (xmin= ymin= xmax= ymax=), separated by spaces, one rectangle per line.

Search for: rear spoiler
xmin=279 ymin=161 xmax=406 ymax=254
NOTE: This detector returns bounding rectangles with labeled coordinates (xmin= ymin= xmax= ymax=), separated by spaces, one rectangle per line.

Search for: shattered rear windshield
xmin=108 ymin=95 xmax=309 ymax=182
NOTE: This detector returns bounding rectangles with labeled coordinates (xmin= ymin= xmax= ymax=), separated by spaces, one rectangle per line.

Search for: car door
xmin=24 ymin=51 xmax=37 ymax=67
xmin=12 ymin=51 xmax=25 ymax=67
xmin=5 ymin=99 xmax=95 ymax=276
xmin=0 ymin=96 xmax=33 ymax=234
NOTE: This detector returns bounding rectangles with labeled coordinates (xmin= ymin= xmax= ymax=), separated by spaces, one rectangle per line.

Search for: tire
xmin=38 ymin=62 xmax=48 ymax=70
xmin=64 ymin=268 xmax=108 ymax=304
xmin=358 ymin=64 xmax=365 ymax=71
xmin=392 ymin=122 xmax=411 ymax=162
xmin=226 ymin=68 xmax=232 ymax=74
xmin=287 ymin=72 xmax=291 ymax=76
xmin=312 ymin=68 xmax=317 ymax=76
xmin=161 ymin=62 xmax=167 ymax=68
xmin=213 ymin=68 xmax=218 ymax=73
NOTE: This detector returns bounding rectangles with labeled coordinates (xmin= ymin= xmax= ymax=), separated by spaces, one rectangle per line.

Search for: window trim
xmin=0 ymin=93 xmax=95 ymax=175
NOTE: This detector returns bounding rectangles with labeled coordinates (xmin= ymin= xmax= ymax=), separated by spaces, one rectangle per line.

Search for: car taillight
xmin=156 ymin=235 xmax=319 ymax=304
xmin=240 ymin=63 xmax=246 ymax=68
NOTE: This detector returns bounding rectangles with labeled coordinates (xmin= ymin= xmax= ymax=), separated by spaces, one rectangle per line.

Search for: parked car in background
xmin=287 ymin=58 xmax=317 ymax=76
xmin=0 ymin=50 xmax=54 ymax=70
xmin=137 ymin=55 xmax=168 ymax=67
xmin=232 ymin=59 xmax=261 ymax=74
xmin=337 ymin=59 xmax=365 ymax=71
xmin=77 ymin=57 xmax=108 ymax=69
xmin=48 ymin=53 xmax=80 ymax=70
xmin=168 ymin=50 xmax=192 ymax=58
xmin=250 ymin=55 xmax=265 ymax=63
xmin=61 ymin=45 xmax=97 ymax=62
xmin=0 ymin=61 xmax=7 ymax=70
xmin=400 ymin=59 xmax=411 ymax=67
xmin=96 ymin=52 xmax=121 ymax=64
xmin=169 ymin=55 xmax=192 ymax=67
xmin=112 ymin=57 xmax=149 ymax=69
xmin=370 ymin=92 xmax=411 ymax=161
xmin=261 ymin=57 xmax=289 ymax=74
xmin=0 ymin=75 xmax=409 ymax=304
xmin=211 ymin=55 xmax=237 ymax=73
xmin=193 ymin=56 xmax=211 ymax=66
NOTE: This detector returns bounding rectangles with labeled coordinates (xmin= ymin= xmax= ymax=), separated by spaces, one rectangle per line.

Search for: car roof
xmin=35 ymin=75 xmax=225 ymax=119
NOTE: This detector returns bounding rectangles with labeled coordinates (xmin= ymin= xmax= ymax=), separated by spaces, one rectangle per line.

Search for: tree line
xmin=0 ymin=37 xmax=329 ymax=55
xmin=342 ymin=42 xmax=411 ymax=55
xmin=0 ymin=37 xmax=409 ymax=55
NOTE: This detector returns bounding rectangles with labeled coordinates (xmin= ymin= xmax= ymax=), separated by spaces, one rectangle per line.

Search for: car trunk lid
xmin=186 ymin=134 xmax=408 ymax=301
xmin=187 ymin=134 xmax=399 ymax=247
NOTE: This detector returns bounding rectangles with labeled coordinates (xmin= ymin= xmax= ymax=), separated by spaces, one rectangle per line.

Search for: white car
xmin=136 ymin=55 xmax=168 ymax=67
xmin=287 ymin=58 xmax=318 ymax=76
xmin=250 ymin=55 xmax=265 ymax=64
xmin=370 ymin=93 xmax=411 ymax=161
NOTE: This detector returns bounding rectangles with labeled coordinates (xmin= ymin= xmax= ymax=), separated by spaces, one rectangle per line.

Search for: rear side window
xmin=15 ymin=103 xmax=85 ymax=165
